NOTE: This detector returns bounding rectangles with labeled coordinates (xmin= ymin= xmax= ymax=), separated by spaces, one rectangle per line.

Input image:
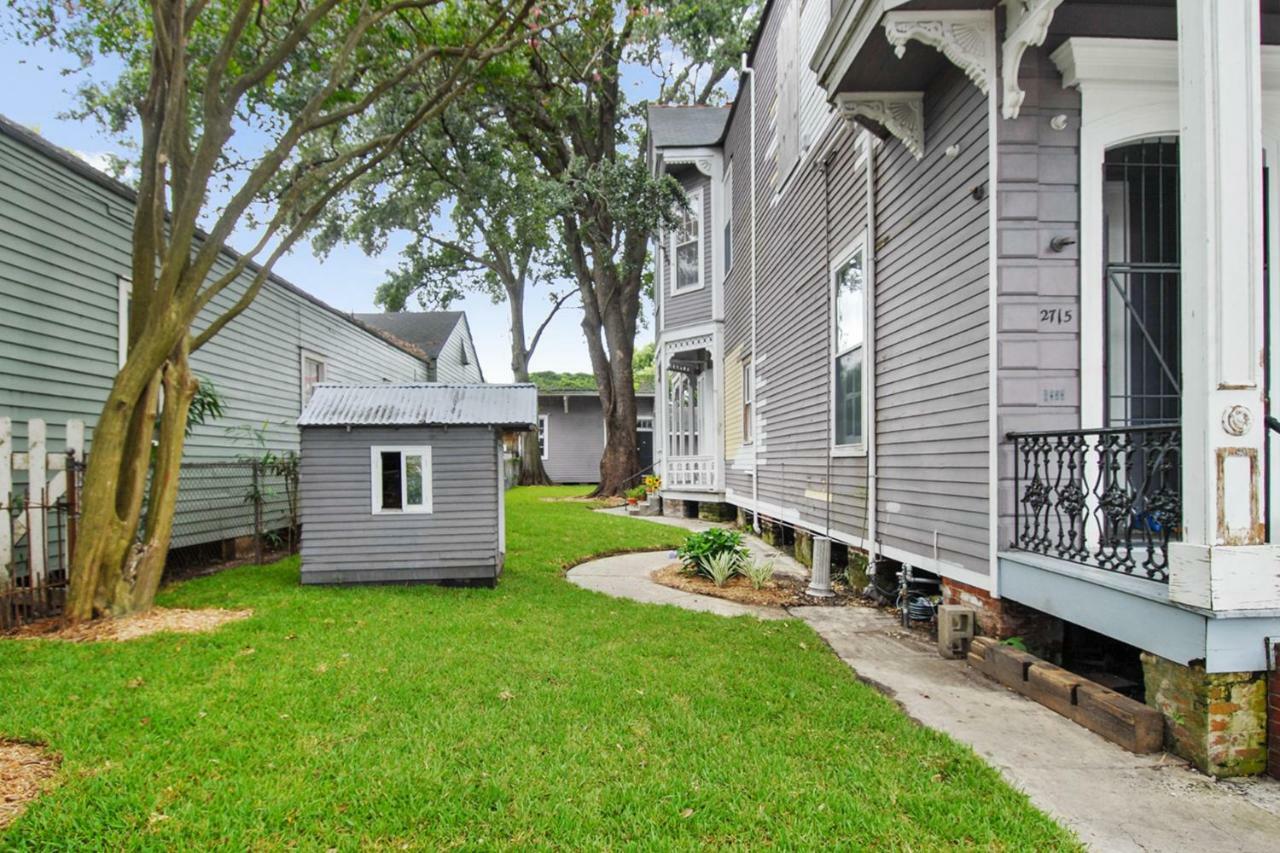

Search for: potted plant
xmin=643 ymin=474 xmax=662 ymax=510
xmin=625 ymin=485 xmax=647 ymax=507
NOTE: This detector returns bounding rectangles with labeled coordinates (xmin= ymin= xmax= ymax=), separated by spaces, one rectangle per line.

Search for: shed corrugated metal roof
xmin=297 ymin=384 xmax=537 ymax=428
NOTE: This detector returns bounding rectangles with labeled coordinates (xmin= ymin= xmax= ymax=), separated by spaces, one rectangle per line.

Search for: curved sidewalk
xmin=567 ymin=550 xmax=790 ymax=620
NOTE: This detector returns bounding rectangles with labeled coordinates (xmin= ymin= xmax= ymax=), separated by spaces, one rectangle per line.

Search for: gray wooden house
xmin=647 ymin=0 xmax=1280 ymax=776
xmin=297 ymin=383 xmax=536 ymax=586
xmin=355 ymin=311 xmax=484 ymax=383
xmin=0 ymin=115 xmax=490 ymax=562
xmin=536 ymin=388 xmax=656 ymax=483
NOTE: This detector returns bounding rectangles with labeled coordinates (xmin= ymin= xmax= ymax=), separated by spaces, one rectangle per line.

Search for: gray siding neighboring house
xmin=354 ymin=311 xmax=484 ymax=383
xmin=649 ymin=0 xmax=1280 ymax=775
xmin=537 ymin=391 xmax=656 ymax=484
xmin=0 ymin=115 xmax=430 ymax=554
xmin=297 ymin=383 xmax=536 ymax=585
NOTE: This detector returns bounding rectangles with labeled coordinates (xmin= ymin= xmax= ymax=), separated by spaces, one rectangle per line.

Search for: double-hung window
xmin=301 ymin=351 xmax=327 ymax=407
xmin=538 ymin=414 xmax=549 ymax=460
xmin=742 ymin=359 xmax=753 ymax=443
xmin=371 ymin=446 xmax=432 ymax=514
xmin=671 ymin=187 xmax=703 ymax=292
xmin=833 ymin=243 xmax=866 ymax=451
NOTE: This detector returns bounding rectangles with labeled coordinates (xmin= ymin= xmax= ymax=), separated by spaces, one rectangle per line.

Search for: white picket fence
xmin=0 ymin=417 xmax=84 ymax=587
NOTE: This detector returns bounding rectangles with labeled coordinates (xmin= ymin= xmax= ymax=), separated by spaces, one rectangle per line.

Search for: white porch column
xmin=1171 ymin=0 xmax=1276 ymax=609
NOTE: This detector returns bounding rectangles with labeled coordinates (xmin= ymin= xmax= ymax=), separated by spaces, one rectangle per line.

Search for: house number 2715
xmin=1039 ymin=308 xmax=1073 ymax=325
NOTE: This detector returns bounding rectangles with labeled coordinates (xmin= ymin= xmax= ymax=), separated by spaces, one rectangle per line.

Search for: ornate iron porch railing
xmin=1007 ymin=425 xmax=1181 ymax=583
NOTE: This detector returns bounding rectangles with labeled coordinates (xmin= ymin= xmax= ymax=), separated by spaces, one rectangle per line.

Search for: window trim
xmin=830 ymin=235 xmax=869 ymax=457
xmin=670 ymin=186 xmax=705 ymax=294
xmin=722 ymin=161 xmax=734 ymax=276
xmin=117 ymin=276 xmax=131 ymax=369
xmin=369 ymin=445 xmax=433 ymax=515
xmin=300 ymin=349 xmax=328 ymax=410
xmin=741 ymin=357 xmax=753 ymax=444
xmin=538 ymin=413 xmax=550 ymax=460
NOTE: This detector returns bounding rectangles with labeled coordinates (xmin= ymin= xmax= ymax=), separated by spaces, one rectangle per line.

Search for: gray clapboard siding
xmin=299 ymin=425 xmax=500 ymax=583
xmin=662 ymin=171 xmax=715 ymax=329
xmin=434 ymin=315 xmax=484 ymax=383
xmin=538 ymin=394 xmax=655 ymax=484
xmin=0 ymin=120 xmax=429 ymax=551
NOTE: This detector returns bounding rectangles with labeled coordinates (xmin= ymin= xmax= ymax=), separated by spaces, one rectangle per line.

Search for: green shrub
xmin=742 ymin=558 xmax=775 ymax=590
xmin=626 ymin=485 xmax=647 ymax=500
xmin=677 ymin=528 xmax=749 ymax=578
xmin=706 ymin=551 xmax=739 ymax=587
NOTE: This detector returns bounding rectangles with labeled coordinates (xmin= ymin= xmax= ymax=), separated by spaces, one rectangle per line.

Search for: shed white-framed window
xmin=538 ymin=414 xmax=549 ymax=460
xmin=671 ymin=186 xmax=703 ymax=292
xmin=831 ymin=238 xmax=868 ymax=454
xmin=741 ymin=358 xmax=753 ymax=443
xmin=300 ymin=350 xmax=327 ymax=408
xmin=722 ymin=161 xmax=734 ymax=273
xmin=370 ymin=446 xmax=432 ymax=514
xmin=117 ymin=276 xmax=132 ymax=368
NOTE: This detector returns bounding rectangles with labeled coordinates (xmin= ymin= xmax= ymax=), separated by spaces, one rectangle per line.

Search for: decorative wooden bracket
xmin=835 ymin=92 xmax=925 ymax=160
xmin=1001 ymin=0 xmax=1064 ymax=119
xmin=663 ymin=155 xmax=714 ymax=177
xmin=883 ymin=11 xmax=995 ymax=96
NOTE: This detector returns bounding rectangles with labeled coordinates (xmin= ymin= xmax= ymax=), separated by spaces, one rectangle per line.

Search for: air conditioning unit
xmin=937 ymin=605 xmax=976 ymax=659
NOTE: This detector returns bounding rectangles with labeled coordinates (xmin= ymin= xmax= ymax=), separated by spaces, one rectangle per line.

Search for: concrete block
xmin=1072 ymin=682 xmax=1164 ymax=754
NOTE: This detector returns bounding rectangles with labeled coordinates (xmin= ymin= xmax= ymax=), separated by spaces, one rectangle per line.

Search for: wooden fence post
xmin=0 ymin=417 xmax=11 ymax=585
xmin=27 ymin=419 xmax=46 ymax=585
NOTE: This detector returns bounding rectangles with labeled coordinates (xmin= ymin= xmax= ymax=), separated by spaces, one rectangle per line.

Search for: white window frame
xmin=741 ymin=357 xmax=753 ymax=444
xmin=300 ymin=349 xmax=327 ymax=410
xmin=370 ymin=445 xmax=433 ymax=515
xmin=117 ymin=276 xmax=131 ymax=368
xmin=830 ymin=235 xmax=869 ymax=457
xmin=538 ymin=413 xmax=550 ymax=460
xmin=670 ymin=186 xmax=705 ymax=293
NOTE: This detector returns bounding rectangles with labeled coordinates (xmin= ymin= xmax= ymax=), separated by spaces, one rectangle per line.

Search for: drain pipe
xmin=744 ymin=51 xmax=761 ymax=534
xmin=863 ymin=131 xmax=879 ymax=562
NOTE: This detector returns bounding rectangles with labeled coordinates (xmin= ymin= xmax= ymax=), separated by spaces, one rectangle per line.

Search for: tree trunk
xmin=583 ymin=306 xmax=641 ymax=497
xmin=508 ymin=296 xmax=553 ymax=486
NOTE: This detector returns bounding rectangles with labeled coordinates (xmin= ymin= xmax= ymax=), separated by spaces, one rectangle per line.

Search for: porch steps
xmin=968 ymin=637 xmax=1163 ymax=754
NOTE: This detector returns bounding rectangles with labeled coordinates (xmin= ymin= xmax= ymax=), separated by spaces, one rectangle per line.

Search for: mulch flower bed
xmin=7 ymin=608 xmax=252 ymax=642
xmin=650 ymin=563 xmax=860 ymax=607
xmin=0 ymin=740 xmax=58 ymax=830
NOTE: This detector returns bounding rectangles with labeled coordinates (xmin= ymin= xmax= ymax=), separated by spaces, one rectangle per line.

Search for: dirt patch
xmin=541 ymin=495 xmax=625 ymax=508
xmin=8 ymin=608 xmax=252 ymax=642
xmin=651 ymin=563 xmax=860 ymax=607
xmin=0 ymin=741 xmax=58 ymax=831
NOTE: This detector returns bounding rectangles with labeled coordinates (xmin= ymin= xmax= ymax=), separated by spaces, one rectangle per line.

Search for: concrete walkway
xmin=567 ymin=550 xmax=789 ymax=620
xmin=577 ymin=511 xmax=1280 ymax=851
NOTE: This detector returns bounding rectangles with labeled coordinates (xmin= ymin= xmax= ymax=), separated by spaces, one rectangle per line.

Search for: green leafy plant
xmin=743 ymin=558 xmax=775 ymax=590
xmin=626 ymin=485 xmax=647 ymax=501
xmin=1002 ymin=637 xmax=1028 ymax=652
xmin=705 ymin=551 xmax=738 ymax=587
xmin=677 ymin=528 xmax=749 ymax=579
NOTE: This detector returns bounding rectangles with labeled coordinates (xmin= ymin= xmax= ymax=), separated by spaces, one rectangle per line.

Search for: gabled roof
xmin=298 ymin=383 xmax=537 ymax=429
xmin=0 ymin=114 xmax=428 ymax=367
xmin=647 ymin=105 xmax=732 ymax=149
xmin=354 ymin=311 xmax=464 ymax=360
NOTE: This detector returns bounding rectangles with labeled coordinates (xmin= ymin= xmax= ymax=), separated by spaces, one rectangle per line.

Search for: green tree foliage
xmin=6 ymin=0 xmax=545 ymax=618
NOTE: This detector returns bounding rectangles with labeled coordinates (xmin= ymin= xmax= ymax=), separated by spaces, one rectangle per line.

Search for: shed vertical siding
xmin=873 ymin=69 xmax=992 ymax=578
xmin=0 ymin=124 xmax=429 ymax=550
xmin=300 ymin=425 xmax=500 ymax=583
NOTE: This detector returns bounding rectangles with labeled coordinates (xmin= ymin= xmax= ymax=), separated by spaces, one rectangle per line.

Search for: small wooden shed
xmin=296 ymin=383 xmax=537 ymax=586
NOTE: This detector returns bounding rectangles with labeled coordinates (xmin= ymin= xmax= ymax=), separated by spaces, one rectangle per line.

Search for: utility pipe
xmin=863 ymin=130 xmax=879 ymax=560
xmin=742 ymin=52 xmax=761 ymax=534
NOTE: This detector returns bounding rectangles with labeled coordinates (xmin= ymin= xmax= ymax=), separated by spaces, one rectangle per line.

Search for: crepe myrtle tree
xmin=492 ymin=0 xmax=756 ymax=495
xmin=311 ymin=101 xmax=572 ymax=486
xmin=8 ymin=0 xmax=548 ymax=619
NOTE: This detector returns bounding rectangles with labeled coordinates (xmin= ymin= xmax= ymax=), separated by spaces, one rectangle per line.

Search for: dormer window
xmin=671 ymin=186 xmax=703 ymax=292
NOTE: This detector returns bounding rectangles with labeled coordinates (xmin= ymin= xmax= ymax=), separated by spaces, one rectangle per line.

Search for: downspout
xmin=744 ymin=51 xmax=761 ymax=534
xmin=863 ymin=131 xmax=879 ymax=560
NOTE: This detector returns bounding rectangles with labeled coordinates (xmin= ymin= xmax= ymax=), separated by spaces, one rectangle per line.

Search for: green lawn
xmin=1 ymin=486 xmax=1076 ymax=848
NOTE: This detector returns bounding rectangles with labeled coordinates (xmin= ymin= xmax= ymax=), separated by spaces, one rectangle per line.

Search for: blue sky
xmin=1 ymin=33 xmax=695 ymax=382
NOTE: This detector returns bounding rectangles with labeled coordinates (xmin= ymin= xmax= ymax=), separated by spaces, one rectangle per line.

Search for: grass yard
xmin=0 ymin=487 xmax=1077 ymax=848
